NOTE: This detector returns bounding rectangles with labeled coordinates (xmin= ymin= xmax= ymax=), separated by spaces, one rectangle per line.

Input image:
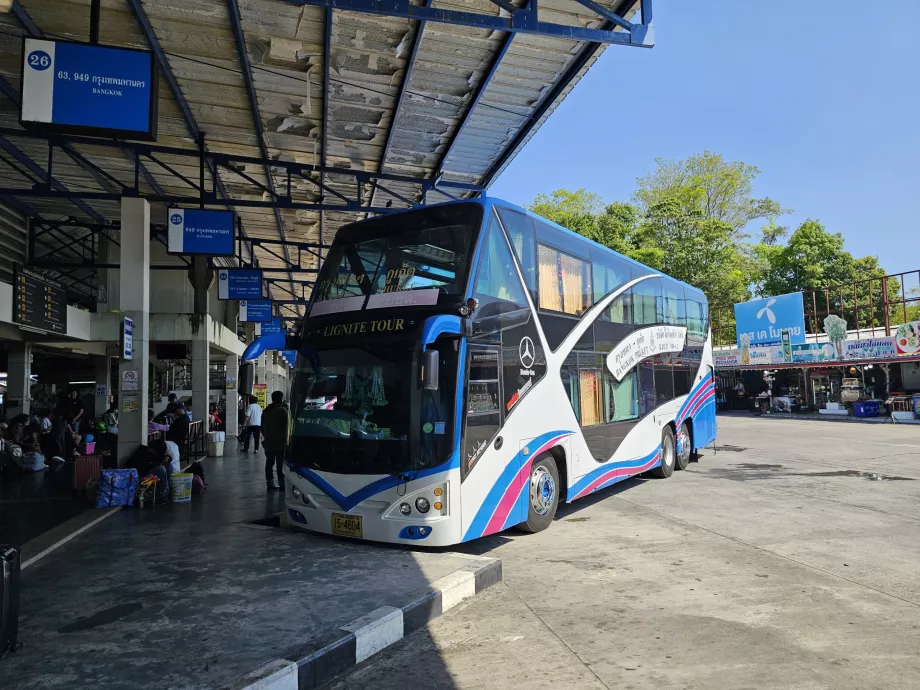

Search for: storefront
xmin=714 ymin=323 xmax=920 ymax=420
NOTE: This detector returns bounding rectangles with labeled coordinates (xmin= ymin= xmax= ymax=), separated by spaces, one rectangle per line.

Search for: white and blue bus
xmin=274 ymin=198 xmax=716 ymax=545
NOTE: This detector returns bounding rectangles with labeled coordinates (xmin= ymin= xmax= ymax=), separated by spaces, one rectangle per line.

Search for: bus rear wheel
xmin=518 ymin=454 xmax=560 ymax=533
xmin=652 ymin=426 xmax=676 ymax=478
xmin=675 ymin=422 xmax=692 ymax=471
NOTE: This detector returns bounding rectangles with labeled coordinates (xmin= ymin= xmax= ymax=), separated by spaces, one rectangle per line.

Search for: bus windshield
xmin=288 ymin=343 xmax=456 ymax=475
xmin=312 ymin=203 xmax=482 ymax=305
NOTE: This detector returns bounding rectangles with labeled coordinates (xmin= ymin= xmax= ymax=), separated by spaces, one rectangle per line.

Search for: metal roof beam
xmin=369 ymin=0 xmax=433 ymax=211
xmin=482 ymin=0 xmax=645 ymax=185
xmin=318 ymin=7 xmax=332 ymax=290
xmin=281 ymin=0 xmax=652 ymax=45
xmin=436 ymin=33 xmax=514 ymax=180
xmin=127 ymin=0 xmax=255 ymax=267
xmin=0 ymin=136 xmax=105 ymax=223
xmin=226 ymin=1 xmax=291 ymax=263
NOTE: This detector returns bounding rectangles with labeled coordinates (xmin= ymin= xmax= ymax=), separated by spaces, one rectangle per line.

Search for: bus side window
xmin=496 ymin=207 xmax=537 ymax=305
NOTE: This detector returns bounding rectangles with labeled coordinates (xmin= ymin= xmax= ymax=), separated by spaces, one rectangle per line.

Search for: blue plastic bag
xmin=95 ymin=469 xmax=139 ymax=508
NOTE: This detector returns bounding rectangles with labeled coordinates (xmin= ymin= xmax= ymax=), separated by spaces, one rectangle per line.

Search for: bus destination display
xmin=13 ymin=265 xmax=68 ymax=333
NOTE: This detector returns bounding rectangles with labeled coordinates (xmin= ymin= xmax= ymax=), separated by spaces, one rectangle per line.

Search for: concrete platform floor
xmin=0 ymin=447 xmax=490 ymax=689
xmin=330 ymin=416 xmax=920 ymax=690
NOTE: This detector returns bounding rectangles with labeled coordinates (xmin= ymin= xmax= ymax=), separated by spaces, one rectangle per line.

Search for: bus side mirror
xmin=238 ymin=362 xmax=254 ymax=396
xmin=422 ymin=350 xmax=439 ymax=391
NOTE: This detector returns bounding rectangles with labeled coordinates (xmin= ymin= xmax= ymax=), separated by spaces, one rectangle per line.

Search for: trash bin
xmin=207 ymin=440 xmax=224 ymax=457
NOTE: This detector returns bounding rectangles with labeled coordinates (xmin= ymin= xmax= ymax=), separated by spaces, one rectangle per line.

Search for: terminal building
xmin=712 ymin=279 xmax=920 ymax=421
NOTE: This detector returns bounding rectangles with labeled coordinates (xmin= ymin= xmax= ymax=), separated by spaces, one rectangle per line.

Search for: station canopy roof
xmin=0 ymin=0 xmax=650 ymax=316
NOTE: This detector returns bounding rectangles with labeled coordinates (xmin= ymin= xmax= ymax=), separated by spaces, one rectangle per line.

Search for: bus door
xmin=460 ymin=344 xmax=503 ymax=480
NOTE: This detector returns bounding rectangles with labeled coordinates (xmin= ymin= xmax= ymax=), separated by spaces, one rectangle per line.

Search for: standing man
xmin=261 ymin=391 xmax=291 ymax=491
xmin=68 ymin=390 xmax=84 ymax=435
xmin=241 ymin=394 xmax=263 ymax=454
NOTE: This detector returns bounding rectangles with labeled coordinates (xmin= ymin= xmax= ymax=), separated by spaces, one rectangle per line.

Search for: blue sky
xmin=490 ymin=0 xmax=920 ymax=275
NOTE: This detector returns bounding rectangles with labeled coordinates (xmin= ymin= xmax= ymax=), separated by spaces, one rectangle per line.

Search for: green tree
xmin=634 ymin=199 xmax=751 ymax=311
xmin=529 ymin=189 xmax=602 ymax=238
xmin=634 ymin=151 xmax=785 ymax=233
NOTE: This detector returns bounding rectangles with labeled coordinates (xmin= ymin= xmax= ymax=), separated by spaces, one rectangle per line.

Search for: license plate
xmin=331 ymin=513 xmax=363 ymax=538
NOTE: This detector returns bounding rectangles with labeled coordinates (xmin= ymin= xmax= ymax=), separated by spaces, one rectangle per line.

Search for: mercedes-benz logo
xmin=519 ymin=336 xmax=535 ymax=368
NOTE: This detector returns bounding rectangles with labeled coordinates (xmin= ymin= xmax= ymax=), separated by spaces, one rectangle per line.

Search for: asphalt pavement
xmin=327 ymin=416 xmax=920 ymax=690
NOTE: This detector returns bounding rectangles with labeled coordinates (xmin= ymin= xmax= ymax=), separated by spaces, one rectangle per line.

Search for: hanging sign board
xmin=240 ymin=300 xmax=273 ymax=323
xmin=20 ymin=38 xmax=158 ymax=140
xmin=167 ymin=208 xmax=235 ymax=256
xmin=218 ymin=269 xmax=263 ymax=300
xmin=13 ymin=264 xmax=67 ymax=334
xmin=257 ymin=317 xmax=283 ymax=336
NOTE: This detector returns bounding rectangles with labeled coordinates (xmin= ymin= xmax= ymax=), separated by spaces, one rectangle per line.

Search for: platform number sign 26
xmin=28 ymin=50 xmax=52 ymax=71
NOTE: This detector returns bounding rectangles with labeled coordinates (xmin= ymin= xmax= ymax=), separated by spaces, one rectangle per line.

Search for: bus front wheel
xmin=518 ymin=454 xmax=560 ymax=533
xmin=652 ymin=426 xmax=676 ymax=478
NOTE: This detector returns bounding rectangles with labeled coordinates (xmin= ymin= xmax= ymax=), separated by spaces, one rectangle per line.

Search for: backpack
xmin=188 ymin=460 xmax=206 ymax=490
xmin=191 ymin=474 xmax=205 ymax=495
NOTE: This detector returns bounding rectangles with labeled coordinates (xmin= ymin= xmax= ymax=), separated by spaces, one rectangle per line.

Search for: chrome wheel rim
xmin=676 ymin=427 xmax=691 ymax=466
xmin=662 ymin=436 xmax=675 ymax=469
xmin=530 ymin=464 xmax=556 ymax=517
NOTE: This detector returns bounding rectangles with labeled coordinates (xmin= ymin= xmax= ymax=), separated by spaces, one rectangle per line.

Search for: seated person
xmin=103 ymin=406 xmax=119 ymax=435
xmin=13 ymin=422 xmax=48 ymax=471
xmin=127 ymin=441 xmax=172 ymax=504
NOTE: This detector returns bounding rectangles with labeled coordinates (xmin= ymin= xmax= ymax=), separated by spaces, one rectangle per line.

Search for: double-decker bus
xmin=271 ymin=198 xmax=715 ymax=545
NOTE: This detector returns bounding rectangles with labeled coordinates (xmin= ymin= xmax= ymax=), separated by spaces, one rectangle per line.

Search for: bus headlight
xmin=399 ymin=502 xmax=412 ymax=515
xmin=415 ymin=497 xmax=430 ymax=513
xmin=292 ymin=486 xmax=302 ymax=500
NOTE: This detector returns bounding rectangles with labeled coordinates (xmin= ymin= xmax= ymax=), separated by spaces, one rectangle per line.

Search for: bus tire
xmin=675 ymin=422 xmax=692 ymax=471
xmin=518 ymin=454 xmax=560 ymax=533
xmin=652 ymin=426 xmax=676 ymax=478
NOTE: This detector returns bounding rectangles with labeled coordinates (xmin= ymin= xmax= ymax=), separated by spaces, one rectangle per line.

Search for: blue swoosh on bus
xmin=291 ymin=456 xmax=457 ymax=512
xmin=568 ymin=447 xmax=662 ymax=501
xmin=463 ymin=430 xmax=573 ymax=541
xmin=675 ymin=375 xmax=715 ymax=427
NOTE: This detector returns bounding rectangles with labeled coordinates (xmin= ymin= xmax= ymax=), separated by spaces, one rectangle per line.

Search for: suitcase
xmin=0 ymin=545 xmax=21 ymax=658
xmin=73 ymin=454 xmax=103 ymax=491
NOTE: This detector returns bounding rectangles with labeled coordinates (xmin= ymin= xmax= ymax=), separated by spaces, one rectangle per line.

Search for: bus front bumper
xmin=282 ymin=465 xmax=461 ymax=547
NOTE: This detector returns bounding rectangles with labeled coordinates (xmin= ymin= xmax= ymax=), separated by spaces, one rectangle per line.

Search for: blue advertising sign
xmin=167 ymin=208 xmax=235 ymax=255
xmin=734 ymin=292 xmax=806 ymax=347
xmin=20 ymin=38 xmax=157 ymax=140
xmin=259 ymin=317 xmax=283 ymax=336
xmin=239 ymin=300 xmax=273 ymax=323
xmin=218 ymin=269 xmax=263 ymax=300
xmin=281 ymin=350 xmax=297 ymax=367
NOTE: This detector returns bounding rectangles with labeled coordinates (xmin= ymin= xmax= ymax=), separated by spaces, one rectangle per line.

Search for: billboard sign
xmin=218 ymin=269 xmax=263 ymax=300
xmin=734 ymin=292 xmax=806 ymax=348
xmin=791 ymin=343 xmax=836 ymax=363
xmin=239 ymin=300 xmax=272 ymax=323
xmin=714 ymin=349 xmax=741 ymax=368
xmin=20 ymin=38 xmax=158 ymax=140
xmin=167 ymin=208 xmax=235 ymax=255
xmin=894 ymin=321 xmax=920 ymax=356
xmin=843 ymin=336 xmax=897 ymax=360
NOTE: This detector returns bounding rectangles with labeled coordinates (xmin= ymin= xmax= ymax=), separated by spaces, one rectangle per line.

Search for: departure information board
xmin=13 ymin=264 xmax=67 ymax=333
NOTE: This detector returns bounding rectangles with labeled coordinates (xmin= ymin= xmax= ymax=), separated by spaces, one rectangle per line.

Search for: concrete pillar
xmin=6 ymin=342 xmax=32 ymax=419
xmin=93 ymin=354 xmax=112 ymax=419
xmin=191 ymin=333 xmax=209 ymax=427
xmin=225 ymin=354 xmax=239 ymax=438
xmin=117 ymin=198 xmax=150 ymax=464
